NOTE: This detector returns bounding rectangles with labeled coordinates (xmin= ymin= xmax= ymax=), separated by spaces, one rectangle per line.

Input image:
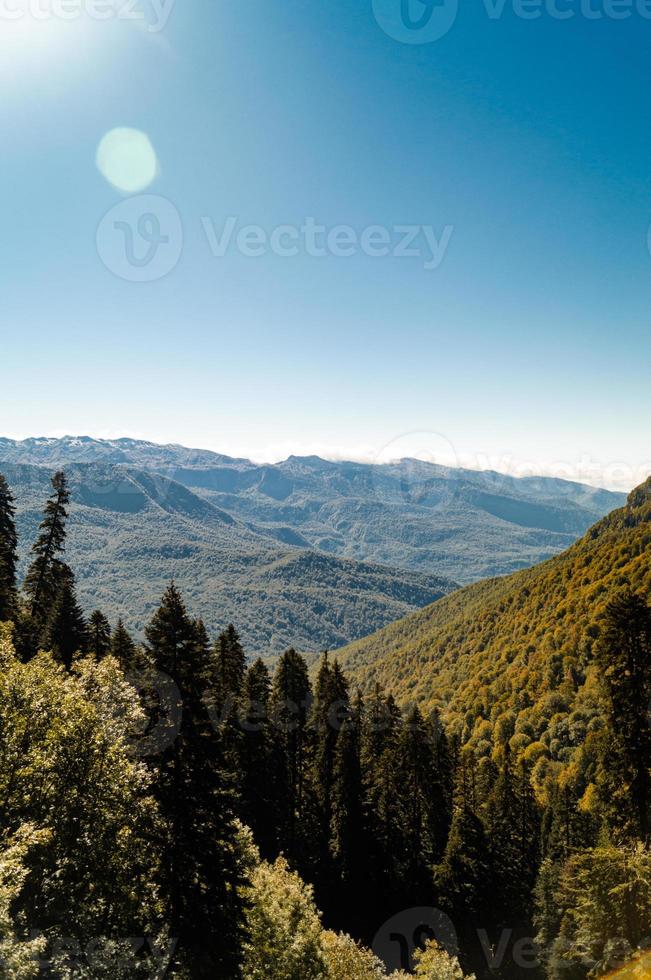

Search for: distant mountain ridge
xmin=0 ymin=436 xmax=625 ymax=584
xmin=0 ymin=460 xmax=454 ymax=654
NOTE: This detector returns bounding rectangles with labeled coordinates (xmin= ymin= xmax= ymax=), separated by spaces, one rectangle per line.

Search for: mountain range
xmin=0 ymin=436 xmax=626 ymax=654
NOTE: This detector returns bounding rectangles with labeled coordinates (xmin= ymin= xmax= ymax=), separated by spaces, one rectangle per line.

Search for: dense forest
xmin=0 ymin=470 xmax=649 ymax=978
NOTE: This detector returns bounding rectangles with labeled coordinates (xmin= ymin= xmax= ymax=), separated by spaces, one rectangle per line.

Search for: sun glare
xmin=0 ymin=0 xmax=118 ymax=76
xmin=0 ymin=5 xmax=87 ymax=70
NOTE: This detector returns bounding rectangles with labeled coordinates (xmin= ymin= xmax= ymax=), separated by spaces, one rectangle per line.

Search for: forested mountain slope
xmin=337 ymin=477 xmax=651 ymax=766
xmin=0 ymin=436 xmax=624 ymax=583
xmin=0 ymin=461 xmax=454 ymax=653
xmin=0 ymin=459 xmax=648 ymax=980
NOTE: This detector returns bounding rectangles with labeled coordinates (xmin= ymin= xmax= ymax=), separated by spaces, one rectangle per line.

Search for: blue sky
xmin=1 ymin=0 xmax=650 ymax=488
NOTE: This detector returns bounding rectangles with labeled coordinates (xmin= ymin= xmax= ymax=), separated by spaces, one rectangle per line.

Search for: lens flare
xmin=96 ymin=128 xmax=159 ymax=194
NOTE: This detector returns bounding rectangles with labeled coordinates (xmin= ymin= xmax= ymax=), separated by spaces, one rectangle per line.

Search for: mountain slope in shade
xmin=335 ymin=477 xmax=651 ymax=759
xmin=0 ymin=436 xmax=626 ymax=583
xmin=0 ymin=461 xmax=455 ymax=654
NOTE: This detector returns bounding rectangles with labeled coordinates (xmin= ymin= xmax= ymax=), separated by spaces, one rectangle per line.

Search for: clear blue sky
xmin=2 ymin=0 xmax=650 ymax=489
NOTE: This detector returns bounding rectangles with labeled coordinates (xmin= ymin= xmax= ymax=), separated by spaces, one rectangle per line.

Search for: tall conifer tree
xmin=23 ymin=470 xmax=71 ymax=626
xmin=214 ymin=623 xmax=246 ymax=707
xmin=145 ymin=585 xmax=245 ymax=977
xmin=239 ymin=658 xmax=284 ymax=858
xmin=393 ymin=705 xmax=450 ymax=897
xmin=485 ymin=744 xmax=540 ymax=931
xmin=309 ymin=656 xmax=350 ymax=906
xmin=0 ymin=474 xmax=18 ymax=622
xmin=310 ymin=657 xmax=350 ymax=817
xmin=42 ymin=573 xmax=87 ymax=669
xmin=269 ymin=648 xmax=313 ymax=867
xmin=596 ymin=589 xmax=651 ymax=841
xmin=360 ymin=689 xmax=404 ymax=915
xmin=110 ymin=617 xmax=138 ymax=670
xmin=435 ymin=760 xmax=493 ymax=975
xmin=88 ymin=609 xmax=111 ymax=659
xmin=330 ymin=709 xmax=365 ymax=933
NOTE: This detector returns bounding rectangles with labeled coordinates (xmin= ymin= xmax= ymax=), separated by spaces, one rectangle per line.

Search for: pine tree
xmin=0 ymin=475 xmax=18 ymax=622
xmin=329 ymin=712 xmax=365 ymax=933
xmin=207 ymin=623 xmax=244 ymax=784
xmin=239 ymin=658 xmax=283 ymax=858
xmin=145 ymin=585 xmax=245 ymax=977
xmin=429 ymin=707 xmax=455 ymax=856
xmin=23 ymin=471 xmax=71 ymax=625
xmin=482 ymin=749 xmax=541 ymax=968
xmin=88 ymin=610 xmax=111 ymax=659
xmin=360 ymin=685 xmax=398 ymax=777
xmin=309 ymin=656 xmax=350 ymax=908
xmin=436 ymin=793 xmax=493 ymax=916
xmin=42 ymin=574 xmax=87 ymax=669
xmin=435 ymin=767 xmax=493 ymax=976
xmin=393 ymin=705 xmax=450 ymax=899
xmin=214 ymin=622 xmax=246 ymax=709
xmin=360 ymin=689 xmax=404 ymax=919
xmin=541 ymin=781 xmax=594 ymax=862
xmin=110 ymin=618 xmax=137 ymax=670
xmin=533 ymin=856 xmax=564 ymax=973
xmin=515 ymin=759 xmax=541 ymax=898
xmin=310 ymin=657 xmax=350 ymax=819
xmin=269 ymin=648 xmax=313 ymax=868
xmin=595 ymin=589 xmax=651 ymax=841
xmin=485 ymin=744 xmax=520 ymax=925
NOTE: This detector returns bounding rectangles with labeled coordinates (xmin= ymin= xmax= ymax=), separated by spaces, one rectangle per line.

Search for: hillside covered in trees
xmin=0 ymin=470 xmax=649 ymax=978
xmin=0 ymin=461 xmax=455 ymax=654
xmin=338 ymin=477 xmax=651 ymax=752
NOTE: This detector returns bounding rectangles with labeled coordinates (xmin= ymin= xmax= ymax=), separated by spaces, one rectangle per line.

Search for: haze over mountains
xmin=0 ymin=436 xmax=625 ymax=653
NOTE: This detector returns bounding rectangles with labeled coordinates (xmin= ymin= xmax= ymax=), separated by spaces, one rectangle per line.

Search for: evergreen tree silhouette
xmin=145 ymin=584 xmax=245 ymax=978
xmin=0 ymin=474 xmax=18 ymax=622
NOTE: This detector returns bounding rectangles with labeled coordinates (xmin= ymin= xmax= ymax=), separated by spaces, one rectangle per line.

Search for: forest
xmin=0 ymin=469 xmax=649 ymax=979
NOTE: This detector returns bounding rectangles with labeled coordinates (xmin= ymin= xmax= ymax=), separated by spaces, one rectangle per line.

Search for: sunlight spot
xmin=96 ymin=128 xmax=159 ymax=193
